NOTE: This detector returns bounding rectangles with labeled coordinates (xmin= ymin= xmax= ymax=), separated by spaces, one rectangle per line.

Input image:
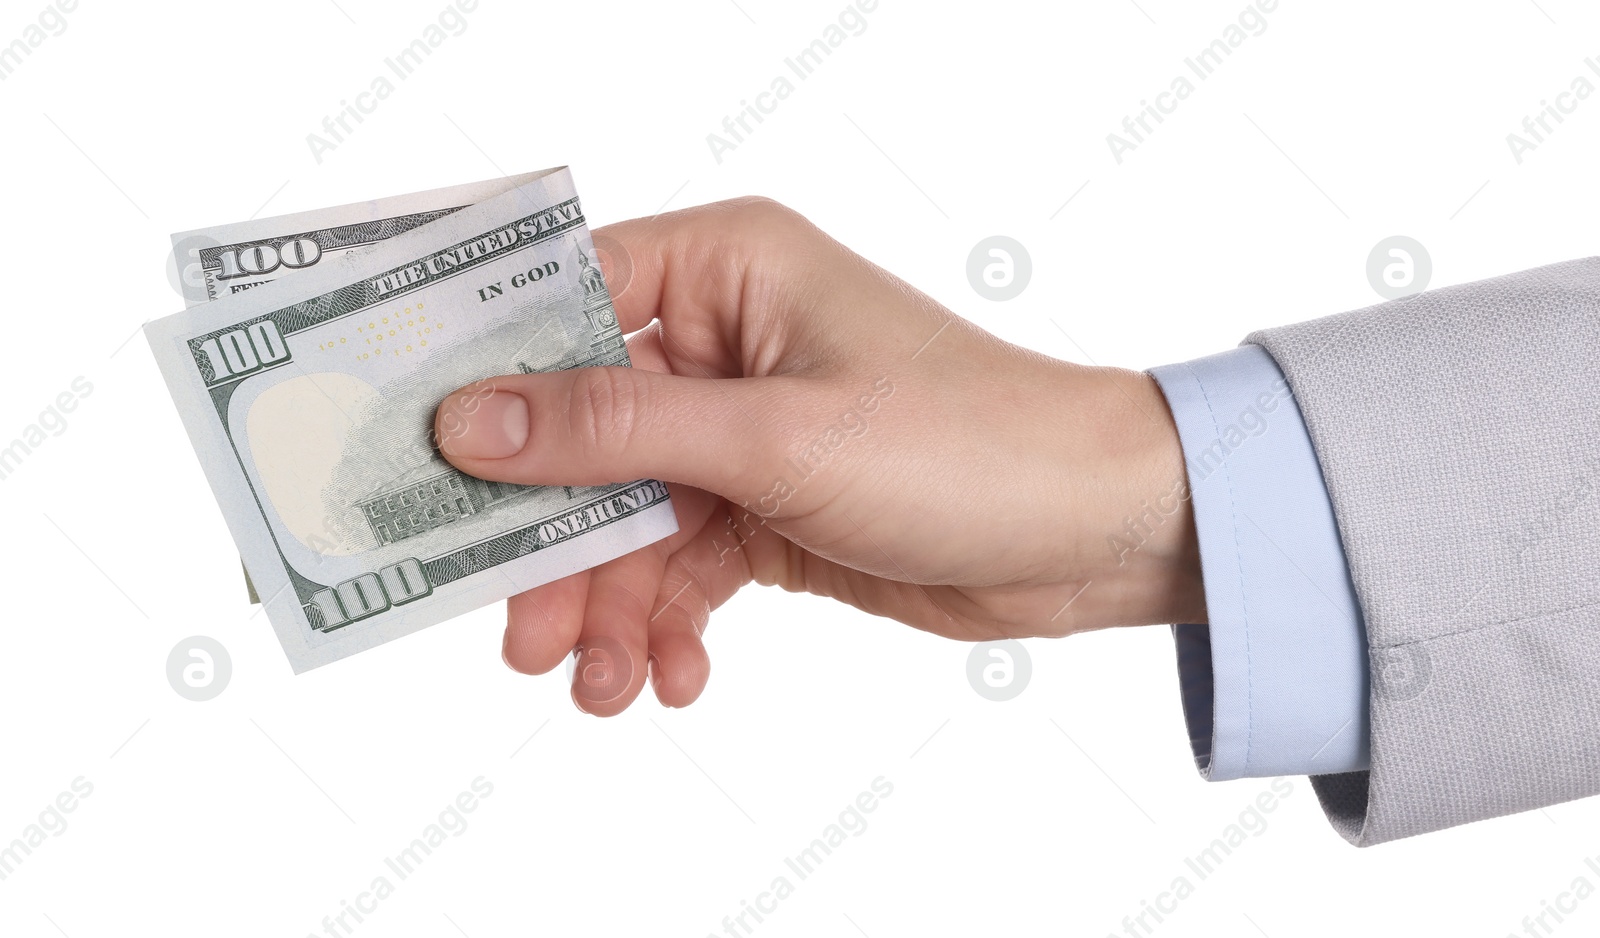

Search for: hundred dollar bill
xmin=147 ymin=167 xmax=677 ymax=673
xmin=170 ymin=171 xmax=553 ymax=603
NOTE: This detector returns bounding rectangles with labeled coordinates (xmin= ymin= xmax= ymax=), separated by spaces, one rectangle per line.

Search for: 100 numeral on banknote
xmin=148 ymin=168 xmax=677 ymax=672
xmin=171 ymin=170 xmax=555 ymax=603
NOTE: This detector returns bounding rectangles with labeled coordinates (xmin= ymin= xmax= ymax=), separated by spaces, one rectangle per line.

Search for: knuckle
xmin=568 ymin=367 xmax=645 ymax=460
xmin=736 ymin=195 xmax=802 ymax=229
xmin=730 ymin=194 xmax=785 ymax=213
xmin=704 ymin=196 xmax=804 ymax=235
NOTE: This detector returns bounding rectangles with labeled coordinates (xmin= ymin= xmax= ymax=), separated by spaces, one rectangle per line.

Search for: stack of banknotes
xmin=147 ymin=168 xmax=677 ymax=672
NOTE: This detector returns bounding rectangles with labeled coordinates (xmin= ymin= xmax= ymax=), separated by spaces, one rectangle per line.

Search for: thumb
xmin=433 ymin=367 xmax=778 ymax=496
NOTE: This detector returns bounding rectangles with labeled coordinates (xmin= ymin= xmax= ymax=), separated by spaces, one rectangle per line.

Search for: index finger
xmin=591 ymin=197 xmax=828 ymax=347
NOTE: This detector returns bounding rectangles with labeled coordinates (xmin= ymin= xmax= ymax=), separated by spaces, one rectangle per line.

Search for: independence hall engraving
xmin=362 ymin=468 xmax=524 ymax=546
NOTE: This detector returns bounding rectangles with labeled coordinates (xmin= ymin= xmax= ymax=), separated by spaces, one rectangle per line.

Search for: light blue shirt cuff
xmin=1148 ymin=344 xmax=1370 ymax=780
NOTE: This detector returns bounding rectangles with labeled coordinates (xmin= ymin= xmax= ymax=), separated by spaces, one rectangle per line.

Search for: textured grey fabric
xmin=1246 ymin=257 xmax=1600 ymax=846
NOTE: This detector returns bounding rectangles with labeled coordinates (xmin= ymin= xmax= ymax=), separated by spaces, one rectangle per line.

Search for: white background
xmin=1 ymin=0 xmax=1597 ymax=935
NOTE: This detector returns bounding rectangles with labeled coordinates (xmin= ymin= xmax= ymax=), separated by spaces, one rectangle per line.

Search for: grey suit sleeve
xmin=1245 ymin=256 xmax=1600 ymax=847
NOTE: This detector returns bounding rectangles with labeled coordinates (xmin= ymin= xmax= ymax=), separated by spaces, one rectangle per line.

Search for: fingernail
xmin=440 ymin=390 xmax=527 ymax=459
xmin=571 ymin=637 xmax=632 ymax=709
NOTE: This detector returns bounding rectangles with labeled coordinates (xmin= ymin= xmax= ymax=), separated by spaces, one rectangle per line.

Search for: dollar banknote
xmin=170 ymin=171 xmax=555 ymax=603
xmin=148 ymin=167 xmax=677 ymax=672
xmin=170 ymin=171 xmax=554 ymax=308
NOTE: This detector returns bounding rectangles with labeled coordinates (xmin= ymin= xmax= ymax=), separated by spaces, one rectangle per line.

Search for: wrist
xmin=1071 ymin=365 xmax=1206 ymax=629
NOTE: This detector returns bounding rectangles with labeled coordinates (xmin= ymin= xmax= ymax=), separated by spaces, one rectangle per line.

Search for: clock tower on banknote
xmin=516 ymin=242 xmax=628 ymax=373
xmin=574 ymin=246 xmax=627 ymax=366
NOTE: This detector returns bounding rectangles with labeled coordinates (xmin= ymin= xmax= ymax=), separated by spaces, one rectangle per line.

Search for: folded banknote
xmin=170 ymin=170 xmax=554 ymax=604
xmin=147 ymin=167 xmax=676 ymax=672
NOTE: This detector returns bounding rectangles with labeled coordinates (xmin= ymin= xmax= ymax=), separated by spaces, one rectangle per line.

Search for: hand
xmin=433 ymin=198 xmax=1204 ymax=715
